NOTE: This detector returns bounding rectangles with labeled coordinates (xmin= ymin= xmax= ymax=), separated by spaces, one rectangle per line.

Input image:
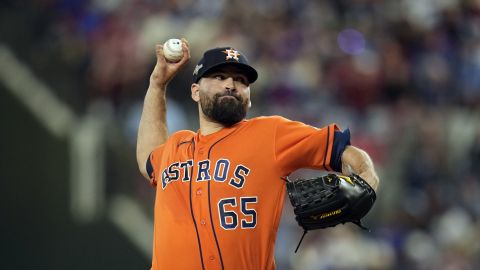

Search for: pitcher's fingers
xmin=181 ymin=38 xmax=190 ymax=59
xmin=155 ymin=44 xmax=166 ymax=63
xmin=176 ymin=42 xmax=190 ymax=66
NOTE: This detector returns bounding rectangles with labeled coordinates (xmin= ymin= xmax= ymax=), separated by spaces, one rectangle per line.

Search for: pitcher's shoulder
xmin=248 ymin=115 xmax=287 ymax=124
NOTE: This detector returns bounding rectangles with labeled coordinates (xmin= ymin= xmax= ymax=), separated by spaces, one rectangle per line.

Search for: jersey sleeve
xmin=274 ymin=117 xmax=349 ymax=175
xmin=146 ymin=144 xmax=166 ymax=186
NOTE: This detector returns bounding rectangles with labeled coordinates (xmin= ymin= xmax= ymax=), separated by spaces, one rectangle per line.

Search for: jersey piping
xmin=189 ymin=139 xmax=206 ymax=270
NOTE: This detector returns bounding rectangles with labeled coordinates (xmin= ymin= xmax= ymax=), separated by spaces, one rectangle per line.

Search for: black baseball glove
xmin=286 ymin=174 xmax=376 ymax=251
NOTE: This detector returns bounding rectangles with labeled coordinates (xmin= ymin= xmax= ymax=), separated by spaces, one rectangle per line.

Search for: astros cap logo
xmin=223 ymin=48 xmax=240 ymax=61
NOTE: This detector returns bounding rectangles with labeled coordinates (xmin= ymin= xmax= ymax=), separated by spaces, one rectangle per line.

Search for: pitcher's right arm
xmin=136 ymin=39 xmax=190 ymax=180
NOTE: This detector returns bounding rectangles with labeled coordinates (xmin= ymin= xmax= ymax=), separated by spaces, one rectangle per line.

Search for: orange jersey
xmin=147 ymin=116 xmax=343 ymax=270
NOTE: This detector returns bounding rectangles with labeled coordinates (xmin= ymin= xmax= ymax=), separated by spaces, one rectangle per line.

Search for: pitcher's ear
xmin=191 ymin=83 xmax=200 ymax=102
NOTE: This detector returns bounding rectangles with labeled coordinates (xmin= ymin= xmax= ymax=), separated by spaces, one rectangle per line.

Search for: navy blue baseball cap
xmin=192 ymin=47 xmax=258 ymax=84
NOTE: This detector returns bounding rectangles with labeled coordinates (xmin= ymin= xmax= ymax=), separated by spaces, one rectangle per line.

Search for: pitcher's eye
xmin=235 ymin=76 xmax=248 ymax=85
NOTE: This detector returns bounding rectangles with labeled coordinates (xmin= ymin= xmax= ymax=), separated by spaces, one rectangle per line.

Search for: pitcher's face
xmin=193 ymin=65 xmax=251 ymax=126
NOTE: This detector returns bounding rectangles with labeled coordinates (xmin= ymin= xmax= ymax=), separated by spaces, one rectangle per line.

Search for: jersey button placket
xmin=199 ymin=141 xmax=223 ymax=269
xmin=194 ymin=141 xmax=218 ymax=267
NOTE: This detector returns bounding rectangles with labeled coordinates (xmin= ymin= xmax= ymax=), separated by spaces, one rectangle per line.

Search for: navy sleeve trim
xmin=330 ymin=129 xmax=351 ymax=172
xmin=322 ymin=126 xmax=330 ymax=171
xmin=146 ymin=154 xmax=154 ymax=178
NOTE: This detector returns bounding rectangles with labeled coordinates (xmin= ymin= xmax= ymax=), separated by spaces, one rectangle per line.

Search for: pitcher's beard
xmin=200 ymin=93 xmax=249 ymax=126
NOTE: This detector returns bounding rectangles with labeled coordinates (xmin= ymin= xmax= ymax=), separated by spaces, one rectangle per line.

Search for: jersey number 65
xmin=218 ymin=197 xmax=258 ymax=230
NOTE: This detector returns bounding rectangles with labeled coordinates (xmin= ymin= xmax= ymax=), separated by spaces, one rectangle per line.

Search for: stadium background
xmin=1 ymin=0 xmax=480 ymax=269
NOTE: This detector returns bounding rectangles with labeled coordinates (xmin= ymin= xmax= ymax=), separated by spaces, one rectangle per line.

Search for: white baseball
xmin=163 ymin=38 xmax=183 ymax=62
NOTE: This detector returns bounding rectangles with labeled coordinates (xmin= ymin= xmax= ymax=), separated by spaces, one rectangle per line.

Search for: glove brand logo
xmin=223 ymin=48 xmax=240 ymax=61
xmin=338 ymin=175 xmax=354 ymax=185
xmin=311 ymin=209 xmax=342 ymax=220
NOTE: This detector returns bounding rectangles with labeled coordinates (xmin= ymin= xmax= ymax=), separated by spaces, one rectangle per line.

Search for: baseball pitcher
xmin=136 ymin=39 xmax=380 ymax=270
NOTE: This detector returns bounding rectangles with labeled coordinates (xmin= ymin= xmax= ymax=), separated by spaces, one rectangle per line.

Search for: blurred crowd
xmin=2 ymin=0 xmax=480 ymax=269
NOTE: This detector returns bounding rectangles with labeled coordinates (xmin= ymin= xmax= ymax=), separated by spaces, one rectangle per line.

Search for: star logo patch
xmin=193 ymin=64 xmax=203 ymax=76
xmin=223 ymin=48 xmax=240 ymax=62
